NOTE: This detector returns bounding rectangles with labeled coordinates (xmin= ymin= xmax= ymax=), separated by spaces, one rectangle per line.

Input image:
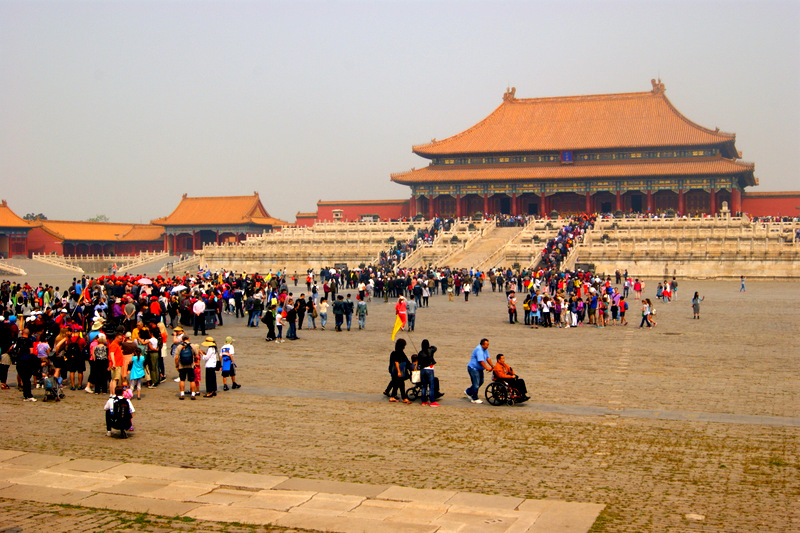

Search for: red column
xmin=646 ymin=191 xmax=653 ymax=212
xmin=540 ymin=193 xmax=547 ymax=216
xmin=710 ymin=189 xmax=717 ymax=215
xmin=456 ymin=195 xmax=462 ymax=218
xmin=192 ymin=231 xmax=197 ymax=250
xmin=163 ymin=233 xmax=169 ymax=253
xmin=215 ymin=230 xmax=220 ymax=245
xmin=511 ymin=193 xmax=517 ymax=215
xmin=615 ymin=191 xmax=622 ymax=212
xmin=678 ymin=189 xmax=685 ymax=215
xmin=409 ymin=196 xmax=417 ymax=218
xmin=428 ymin=196 xmax=435 ymax=219
xmin=483 ymin=194 xmax=489 ymax=215
xmin=731 ymin=188 xmax=742 ymax=215
xmin=585 ymin=192 xmax=592 ymax=214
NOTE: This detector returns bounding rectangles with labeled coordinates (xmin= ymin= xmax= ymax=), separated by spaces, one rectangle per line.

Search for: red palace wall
xmin=742 ymin=193 xmax=800 ymax=217
xmin=26 ymin=227 xmax=64 ymax=256
xmin=315 ymin=200 xmax=410 ymax=222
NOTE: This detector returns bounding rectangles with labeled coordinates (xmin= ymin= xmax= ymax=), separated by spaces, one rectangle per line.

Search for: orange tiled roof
xmin=152 ymin=193 xmax=285 ymax=227
xmin=412 ymin=83 xmax=736 ymax=157
xmin=392 ymin=156 xmax=755 ymax=185
xmin=250 ymin=215 xmax=289 ymax=227
xmin=118 ymin=224 xmax=166 ymax=242
xmin=0 ymin=201 xmax=33 ymax=229
xmin=37 ymin=221 xmax=164 ymax=242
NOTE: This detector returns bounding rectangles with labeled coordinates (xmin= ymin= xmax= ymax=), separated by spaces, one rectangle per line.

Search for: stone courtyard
xmin=0 ymin=278 xmax=798 ymax=532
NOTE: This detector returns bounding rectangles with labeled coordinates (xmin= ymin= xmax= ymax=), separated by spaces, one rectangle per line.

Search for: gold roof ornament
xmin=651 ymin=78 xmax=666 ymax=94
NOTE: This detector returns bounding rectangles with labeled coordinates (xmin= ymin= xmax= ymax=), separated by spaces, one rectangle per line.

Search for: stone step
xmin=0 ymin=450 xmax=604 ymax=533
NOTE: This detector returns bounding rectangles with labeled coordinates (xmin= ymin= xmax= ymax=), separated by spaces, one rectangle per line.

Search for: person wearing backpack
xmin=104 ymin=386 xmax=134 ymax=438
xmin=64 ymin=332 xmax=86 ymax=391
xmin=174 ymin=336 xmax=198 ymax=400
xmin=107 ymin=332 xmax=125 ymax=395
xmin=90 ymin=336 xmax=109 ymax=395
xmin=15 ymin=328 xmax=37 ymax=401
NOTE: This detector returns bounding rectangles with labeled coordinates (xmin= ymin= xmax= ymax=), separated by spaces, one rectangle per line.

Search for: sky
xmin=2 ymin=0 xmax=799 ymax=224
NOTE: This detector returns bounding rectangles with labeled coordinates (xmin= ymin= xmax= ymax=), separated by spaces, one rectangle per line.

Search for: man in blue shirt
xmin=465 ymin=338 xmax=493 ymax=403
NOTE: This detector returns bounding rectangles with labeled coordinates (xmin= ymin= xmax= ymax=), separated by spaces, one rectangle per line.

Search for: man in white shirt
xmin=192 ymin=297 xmax=206 ymax=336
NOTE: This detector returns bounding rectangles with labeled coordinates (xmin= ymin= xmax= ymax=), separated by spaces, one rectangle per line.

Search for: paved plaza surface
xmin=1 ymin=278 xmax=798 ymax=532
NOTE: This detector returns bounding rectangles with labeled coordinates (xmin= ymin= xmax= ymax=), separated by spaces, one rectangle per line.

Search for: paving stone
xmin=274 ymin=512 xmax=439 ymax=533
xmin=12 ymin=470 xmax=126 ymax=491
xmin=274 ymin=477 xmax=389 ymax=498
xmin=291 ymin=493 xmax=365 ymax=514
xmin=183 ymin=504 xmax=287 ymax=525
xmin=191 ymin=487 xmax=260 ymax=505
xmin=502 ymin=512 xmax=542 ymax=533
xmin=376 ymin=485 xmax=458 ymax=505
xmin=0 ymin=466 xmax=36 ymax=482
xmin=79 ymin=492 xmax=201 ymax=516
xmin=0 ymin=450 xmax=27 ymax=462
xmin=46 ymin=458 xmax=122 ymax=473
xmin=146 ymin=481 xmax=217 ymax=501
xmin=345 ymin=498 xmax=407 ymax=520
xmin=522 ymin=500 xmax=606 ymax=533
xmin=92 ymin=477 xmax=173 ymax=497
xmin=104 ymin=462 xmax=217 ymax=483
xmin=446 ymin=491 xmax=526 ymax=510
xmin=434 ymin=509 xmax=524 ymax=533
xmin=214 ymin=471 xmax=288 ymax=490
xmin=3 ymin=452 xmax=71 ymax=469
xmin=231 ymin=489 xmax=316 ymax=512
xmin=0 ymin=483 xmax=91 ymax=505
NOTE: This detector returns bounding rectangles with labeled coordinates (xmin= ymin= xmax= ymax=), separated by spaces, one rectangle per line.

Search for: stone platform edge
xmin=0 ymin=450 xmax=605 ymax=533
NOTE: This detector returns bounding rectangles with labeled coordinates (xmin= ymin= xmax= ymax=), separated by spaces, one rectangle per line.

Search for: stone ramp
xmin=446 ymin=226 xmax=525 ymax=270
xmin=1 ymin=258 xmax=82 ymax=286
xmin=0 ymin=450 xmax=604 ymax=533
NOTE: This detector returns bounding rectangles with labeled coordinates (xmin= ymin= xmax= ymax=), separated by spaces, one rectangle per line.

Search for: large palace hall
xmin=391 ymin=80 xmax=758 ymax=218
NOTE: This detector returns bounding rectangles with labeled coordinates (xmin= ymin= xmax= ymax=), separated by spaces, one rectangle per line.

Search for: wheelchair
xmin=484 ymin=378 xmax=525 ymax=406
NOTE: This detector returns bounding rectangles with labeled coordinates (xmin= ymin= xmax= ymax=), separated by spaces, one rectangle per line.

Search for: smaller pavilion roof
xmin=0 ymin=201 xmax=33 ymax=229
xmin=36 ymin=221 xmax=164 ymax=242
xmin=151 ymin=193 xmax=286 ymax=227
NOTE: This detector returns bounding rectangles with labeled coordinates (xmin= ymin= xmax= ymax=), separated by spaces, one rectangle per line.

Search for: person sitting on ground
xmin=492 ymin=354 xmax=529 ymax=402
xmin=103 ymin=385 xmax=134 ymax=437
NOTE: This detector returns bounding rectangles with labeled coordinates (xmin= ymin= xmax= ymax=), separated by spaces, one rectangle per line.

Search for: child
xmin=129 ymin=345 xmax=146 ymax=400
xmin=220 ymin=336 xmax=240 ymax=390
xmin=275 ymin=307 xmax=285 ymax=343
xmin=42 ymin=367 xmax=60 ymax=402
xmin=356 ymin=297 xmax=368 ymax=330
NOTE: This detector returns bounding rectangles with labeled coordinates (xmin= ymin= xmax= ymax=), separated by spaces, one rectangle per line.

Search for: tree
xmin=86 ymin=214 xmax=109 ymax=222
xmin=23 ymin=213 xmax=47 ymax=221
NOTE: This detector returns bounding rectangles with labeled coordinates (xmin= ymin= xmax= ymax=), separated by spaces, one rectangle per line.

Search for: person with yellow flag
xmin=391 ymin=296 xmax=407 ymax=341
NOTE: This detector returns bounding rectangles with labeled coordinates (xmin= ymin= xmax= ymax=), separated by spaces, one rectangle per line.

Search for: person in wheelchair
xmin=492 ymin=354 xmax=530 ymax=402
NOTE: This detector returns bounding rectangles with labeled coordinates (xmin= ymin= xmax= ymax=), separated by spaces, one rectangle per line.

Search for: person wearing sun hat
xmin=200 ymin=336 xmax=219 ymax=397
xmin=219 ymin=336 xmax=240 ymax=391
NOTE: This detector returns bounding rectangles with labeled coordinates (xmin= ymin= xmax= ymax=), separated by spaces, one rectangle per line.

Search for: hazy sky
xmin=2 ymin=0 xmax=799 ymax=223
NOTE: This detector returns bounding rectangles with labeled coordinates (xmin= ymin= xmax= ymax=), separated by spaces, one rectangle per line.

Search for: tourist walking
xmin=465 ymin=338 xmax=493 ymax=404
